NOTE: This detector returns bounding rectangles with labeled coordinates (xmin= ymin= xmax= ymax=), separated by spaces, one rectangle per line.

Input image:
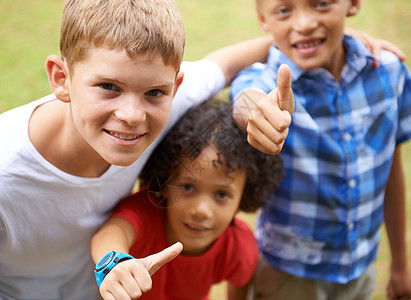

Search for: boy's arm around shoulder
xmin=204 ymin=30 xmax=406 ymax=86
xmin=383 ymin=147 xmax=411 ymax=299
xmin=204 ymin=36 xmax=273 ymax=87
xmin=344 ymin=28 xmax=406 ymax=68
xmin=91 ymin=216 xmax=183 ymax=299
xmin=232 ymin=64 xmax=294 ymax=155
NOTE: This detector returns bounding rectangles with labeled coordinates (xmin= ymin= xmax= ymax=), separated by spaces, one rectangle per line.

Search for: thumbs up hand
xmin=99 ymin=242 xmax=183 ymax=300
xmin=233 ymin=64 xmax=294 ymax=155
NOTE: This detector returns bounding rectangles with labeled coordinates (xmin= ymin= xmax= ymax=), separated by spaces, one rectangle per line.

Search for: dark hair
xmin=140 ymin=99 xmax=283 ymax=212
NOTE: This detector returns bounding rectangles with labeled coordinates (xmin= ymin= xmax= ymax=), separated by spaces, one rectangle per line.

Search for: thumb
xmin=276 ymin=64 xmax=294 ymax=115
xmin=142 ymin=242 xmax=183 ymax=276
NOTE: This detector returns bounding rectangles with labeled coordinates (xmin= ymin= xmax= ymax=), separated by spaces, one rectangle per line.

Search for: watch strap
xmin=94 ymin=251 xmax=134 ymax=287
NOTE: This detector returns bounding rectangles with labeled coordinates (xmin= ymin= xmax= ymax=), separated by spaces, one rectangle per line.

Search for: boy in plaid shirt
xmin=230 ymin=0 xmax=411 ymax=299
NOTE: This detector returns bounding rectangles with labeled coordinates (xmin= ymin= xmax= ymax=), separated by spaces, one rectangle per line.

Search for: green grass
xmin=0 ymin=1 xmax=410 ymax=299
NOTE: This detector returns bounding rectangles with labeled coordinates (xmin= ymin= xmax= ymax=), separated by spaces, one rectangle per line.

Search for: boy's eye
xmin=215 ymin=191 xmax=230 ymax=202
xmin=316 ymin=1 xmax=331 ymax=8
xmin=99 ymin=83 xmax=119 ymax=91
xmin=278 ymin=7 xmax=290 ymax=14
xmin=145 ymin=89 xmax=164 ymax=97
xmin=275 ymin=6 xmax=291 ymax=16
xmin=181 ymin=184 xmax=194 ymax=192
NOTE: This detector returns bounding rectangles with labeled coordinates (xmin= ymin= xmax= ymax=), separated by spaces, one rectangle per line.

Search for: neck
xmin=325 ymin=44 xmax=347 ymax=82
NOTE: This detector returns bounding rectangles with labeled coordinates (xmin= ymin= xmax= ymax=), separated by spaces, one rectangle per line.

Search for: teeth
xmin=109 ymin=131 xmax=139 ymax=140
xmin=186 ymin=224 xmax=207 ymax=231
xmin=295 ymin=40 xmax=322 ymax=49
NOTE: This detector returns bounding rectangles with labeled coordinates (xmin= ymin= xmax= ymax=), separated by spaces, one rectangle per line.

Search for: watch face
xmin=96 ymin=251 xmax=114 ymax=270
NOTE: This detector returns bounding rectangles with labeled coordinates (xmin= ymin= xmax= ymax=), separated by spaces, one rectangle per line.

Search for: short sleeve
xmin=178 ymin=59 xmax=225 ymax=106
xmin=110 ymin=191 xmax=155 ymax=240
xmin=223 ymin=218 xmax=259 ymax=287
xmin=165 ymin=60 xmax=225 ymax=128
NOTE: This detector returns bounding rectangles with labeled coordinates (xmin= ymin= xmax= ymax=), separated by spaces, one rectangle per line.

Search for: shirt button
xmin=348 ymin=179 xmax=357 ymax=189
xmin=343 ymin=133 xmax=352 ymax=142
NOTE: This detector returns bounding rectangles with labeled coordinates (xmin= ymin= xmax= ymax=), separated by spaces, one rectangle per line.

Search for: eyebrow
xmin=179 ymin=176 xmax=237 ymax=190
xmin=91 ymin=75 xmax=175 ymax=90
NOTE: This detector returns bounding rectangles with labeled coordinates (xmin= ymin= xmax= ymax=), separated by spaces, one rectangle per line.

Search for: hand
xmin=99 ymin=242 xmax=183 ymax=300
xmin=345 ymin=28 xmax=406 ymax=68
xmin=245 ymin=64 xmax=294 ymax=155
xmin=387 ymin=267 xmax=411 ymax=300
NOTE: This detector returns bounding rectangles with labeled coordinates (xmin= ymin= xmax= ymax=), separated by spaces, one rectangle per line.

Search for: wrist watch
xmin=94 ymin=251 xmax=134 ymax=287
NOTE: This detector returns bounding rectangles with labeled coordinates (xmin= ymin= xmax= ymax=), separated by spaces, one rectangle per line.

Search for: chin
xmin=295 ymin=60 xmax=323 ymax=71
xmin=105 ymin=153 xmax=143 ymax=167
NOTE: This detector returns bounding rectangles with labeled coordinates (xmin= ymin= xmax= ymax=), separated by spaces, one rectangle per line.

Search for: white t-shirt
xmin=0 ymin=60 xmax=225 ymax=300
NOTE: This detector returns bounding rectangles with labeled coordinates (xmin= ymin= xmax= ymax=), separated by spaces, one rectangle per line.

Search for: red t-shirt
xmin=111 ymin=189 xmax=259 ymax=300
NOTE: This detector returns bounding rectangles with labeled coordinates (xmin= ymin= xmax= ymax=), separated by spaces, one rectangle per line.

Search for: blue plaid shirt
xmin=230 ymin=36 xmax=411 ymax=283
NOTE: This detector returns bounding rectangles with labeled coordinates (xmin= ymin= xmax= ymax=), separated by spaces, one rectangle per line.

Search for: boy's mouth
xmin=293 ymin=38 xmax=325 ymax=49
xmin=184 ymin=222 xmax=209 ymax=232
xmin=105 ymin=130 xmax=144 ymax=140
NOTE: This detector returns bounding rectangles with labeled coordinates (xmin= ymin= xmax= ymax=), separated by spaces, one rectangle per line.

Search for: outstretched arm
xmin=91 ymin=217 xmax=183 ymax=299
xmin=384 ymin=147 xmax=411 ymax=299
xmin=233 ymin=64 xmax=294 ymax=155
xmin=204 ymin=36 xmax=273 ymax=87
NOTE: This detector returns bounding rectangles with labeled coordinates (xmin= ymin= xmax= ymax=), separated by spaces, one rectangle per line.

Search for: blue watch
xmin=94 ymin=251 xmax=134 ymax=287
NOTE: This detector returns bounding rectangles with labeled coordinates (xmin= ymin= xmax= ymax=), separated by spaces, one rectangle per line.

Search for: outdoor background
xmin=0 ymin=0 xmax=410 ymax=299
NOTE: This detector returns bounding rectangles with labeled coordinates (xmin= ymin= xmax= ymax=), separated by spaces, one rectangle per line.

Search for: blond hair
xmin=60 ymin=0 xmax=185 ymax=72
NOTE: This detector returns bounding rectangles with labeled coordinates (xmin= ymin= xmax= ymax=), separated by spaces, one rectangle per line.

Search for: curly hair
xmin=140 ymin=99 xmax=283 ymax=213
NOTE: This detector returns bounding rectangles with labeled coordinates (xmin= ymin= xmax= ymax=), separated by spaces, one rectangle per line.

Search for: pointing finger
xmin=143 ymin=242 xmax=183 ymax=276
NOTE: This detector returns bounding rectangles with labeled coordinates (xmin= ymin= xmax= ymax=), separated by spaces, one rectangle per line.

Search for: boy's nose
xmin=115 ymin=95 xmax=147 ymax=126
xmin=190 ymin=197 xmax=212 ymax=219
xmin=293 ymin=11 xmax=318 ymax=34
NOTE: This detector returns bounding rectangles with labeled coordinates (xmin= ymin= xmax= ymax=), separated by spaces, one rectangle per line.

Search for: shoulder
xmin=231 ymin=218 xmax=258 ymax=244
xmin=379 ymin=49 xmax=404 ymax=64
xmin=218 ymin=218 xmax=259 ymax=285
xmin=111 ymin=189 xmax=163 ymax=229
xmin=346 ymin=35 xmax=406 ymax=73
xmin=378 ymin=50 xmax=409 ymax=75
xmin=371 ymin=50 xmax=411 ymax=92
xmin=112 ymin=189 xmax=157 ymax=214
xmin=0 ymin=95 xmax=55 ymax=165
xmin=220 ymin=218 xmax=258 ymax=259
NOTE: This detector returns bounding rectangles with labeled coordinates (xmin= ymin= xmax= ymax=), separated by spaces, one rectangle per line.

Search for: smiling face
xmin=162 ymin=147 xmax=246 ymax=256
xmin=65 ymin=48 xmax=183 ymax=167
xmin=257 ymin=0 xmax=360 ymax=77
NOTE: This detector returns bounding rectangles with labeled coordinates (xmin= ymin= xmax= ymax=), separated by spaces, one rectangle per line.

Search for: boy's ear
xmin=256 ymin=10 xmax=270 ymax=33
xmin=347 ymin=0 xmax=361 ymax=17
xmin=173 ymin=71 xmax=184 ymax=98
xmin=45 ymin=55 xmax=70 ymax=103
